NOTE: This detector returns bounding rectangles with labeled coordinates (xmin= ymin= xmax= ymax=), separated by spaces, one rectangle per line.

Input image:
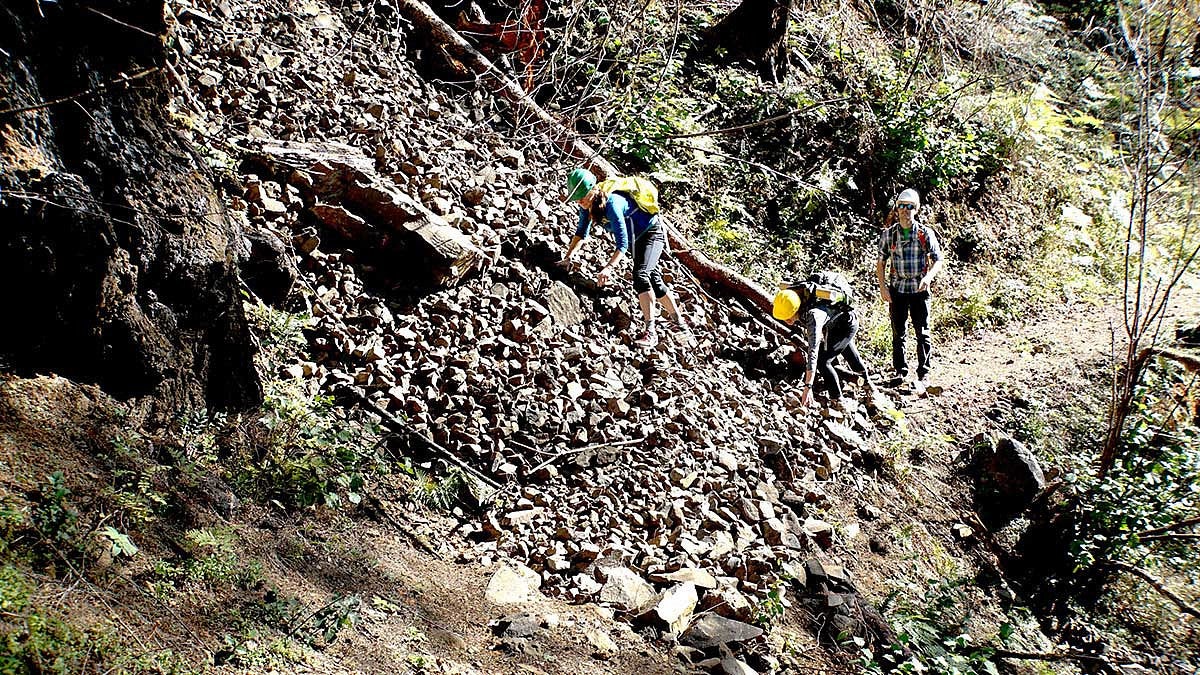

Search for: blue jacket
xmin=574 ymin=192 xmax=658 ymax=254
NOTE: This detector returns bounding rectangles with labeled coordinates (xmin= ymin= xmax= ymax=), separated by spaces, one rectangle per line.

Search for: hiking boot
xmin=634 ymin=327 xmax=659 ymax=349
xmin=912 ymin=378 xmax=927 ymax=396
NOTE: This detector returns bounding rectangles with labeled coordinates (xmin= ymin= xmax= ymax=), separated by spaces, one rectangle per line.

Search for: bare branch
xmin=651 ymin=97 xmax=848 ymax=141
xmin=993 ymin=647 xmax=1130 ymax=666
xmin=0 ymin=68 xmax=160 ymax=117
xmin=1107 ymin=561 xmax=1200 ymax=619
xmin=1136 ymin=515 xmax=1200 ymax=538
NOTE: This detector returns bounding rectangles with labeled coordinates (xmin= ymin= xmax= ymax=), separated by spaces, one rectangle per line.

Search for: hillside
xmin=2 ymin=0 xmax=1199 ymax=674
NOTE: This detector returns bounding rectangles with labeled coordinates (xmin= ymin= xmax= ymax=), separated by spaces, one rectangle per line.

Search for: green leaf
xmin=101 ymin=526 xmax=139 ymax=557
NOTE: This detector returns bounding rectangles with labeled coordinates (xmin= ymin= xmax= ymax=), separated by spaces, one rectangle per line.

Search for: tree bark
xmin=702 ymin=0 xmax=793 ymax=81
xmin=0 ymin=0 xmax=260 ymax=412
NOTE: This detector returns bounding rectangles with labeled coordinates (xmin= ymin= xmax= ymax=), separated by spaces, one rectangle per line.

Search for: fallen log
xmin=248 ymin=140 xmax=482 ymax=289
xmin=394 ymin=0 xmax=775 ymax=314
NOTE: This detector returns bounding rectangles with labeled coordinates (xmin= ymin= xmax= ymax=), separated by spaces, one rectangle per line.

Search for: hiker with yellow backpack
xmin=558 ymin=168 xmax=687 ymax=348
xmin=772 ymin=271 xmax=878 ymax=409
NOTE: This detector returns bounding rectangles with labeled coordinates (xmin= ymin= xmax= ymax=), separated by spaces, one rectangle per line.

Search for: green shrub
xmin=861 ymin=576 xmax=1002 ymax=675
xmin=0 ymin=564 xmax=116 ymax=673
xmin=1067 ymin=358 xmax=1200 ymax=571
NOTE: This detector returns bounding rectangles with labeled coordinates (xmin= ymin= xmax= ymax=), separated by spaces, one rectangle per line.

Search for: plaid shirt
xmin=879 ymin=222 xmax=942 ymax=294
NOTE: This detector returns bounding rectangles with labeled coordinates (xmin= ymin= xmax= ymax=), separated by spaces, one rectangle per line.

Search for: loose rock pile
xmin=169 ymin=0 xmax=890 ymax=659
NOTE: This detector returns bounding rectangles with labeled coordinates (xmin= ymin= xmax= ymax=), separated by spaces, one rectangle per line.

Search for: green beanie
xmin=565 ymin=168 xmax=596 ymax=202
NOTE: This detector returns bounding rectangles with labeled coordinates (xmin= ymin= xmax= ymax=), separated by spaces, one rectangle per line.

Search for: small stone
xmin=486 ymin=564 xmax=542 ymax=605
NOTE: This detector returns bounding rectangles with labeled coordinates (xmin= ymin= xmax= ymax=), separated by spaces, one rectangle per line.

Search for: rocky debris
xmin=794 ymin=557 xmax=898 ymax=650
xmin=969 ymin=433 xmax=1046 ymax=523
xmin=681 ymin=615 xmax=763 ymax=649
xmin=167 ymin=0 xmax=894 ymax=664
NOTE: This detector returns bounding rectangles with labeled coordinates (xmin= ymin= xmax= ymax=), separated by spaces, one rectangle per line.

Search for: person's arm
xmin=597 ymin=196 xmax=629 ymax=286
xmin=800 ymin=309 xmax=825 ymax=406
xmin=876 ymin=257 xmax=891 ymax=304
xmin=560 ymin=209 xmax=591 ymax=265
xmin=918 ymin=227 xmax=944 ymax=292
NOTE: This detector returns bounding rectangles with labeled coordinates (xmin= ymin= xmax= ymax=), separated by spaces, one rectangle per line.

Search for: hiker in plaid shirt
xmin=876 ymin=188 xmax=943 ymax=395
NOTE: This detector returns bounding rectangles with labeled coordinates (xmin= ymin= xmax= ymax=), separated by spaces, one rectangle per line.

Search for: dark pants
xmin=632 ymin=224 xmax=670 ymax=298
xmin=817 ymin=309 xmax=868 ymax=399
xmin=889 ymin=288 xmax=931 ymax=379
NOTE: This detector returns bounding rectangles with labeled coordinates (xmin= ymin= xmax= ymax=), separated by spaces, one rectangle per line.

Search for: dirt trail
xmin=910 ymin=282 xmax=1199 ymax=443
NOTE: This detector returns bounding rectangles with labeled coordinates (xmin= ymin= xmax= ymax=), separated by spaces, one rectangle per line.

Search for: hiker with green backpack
xmin=558 ymin=168 xmax=686 ymax=348
xmin=772 ymin=271 xmax=877 ymax=408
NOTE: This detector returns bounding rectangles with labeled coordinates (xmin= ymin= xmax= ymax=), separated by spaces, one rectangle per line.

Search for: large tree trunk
xmin=703 ymin=0 xmax=793 ymax=82
xmin=0 ymin=1 xmax=261 ymax=412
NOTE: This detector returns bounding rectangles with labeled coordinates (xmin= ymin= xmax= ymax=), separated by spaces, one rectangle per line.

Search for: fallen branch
xmin=1141 ymin=533 xmax=1200 ymax=543
xmin=651 ymin=96 xmax=848 ymax=141
xmin=338 ymin=386 xmax=503 ymax=493
xmin=0 ymin=67 xmax=160 ymax=116
xmin=525 ymin=437 xmax=643 ymax=476
xmin=1135 ymin=515 xmax=1200 ymax=538
xmin=1107 ymin=560 xmax=1200 ymax=619
xmin=992 ymin=648 xmax=1126 ymax=666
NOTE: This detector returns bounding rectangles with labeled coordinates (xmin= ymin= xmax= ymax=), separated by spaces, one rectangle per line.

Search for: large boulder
xmin=970 ymin=434 xmax=1046 ymax=523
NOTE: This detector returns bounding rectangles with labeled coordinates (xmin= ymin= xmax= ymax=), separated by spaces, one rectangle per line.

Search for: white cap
xmin=895 ymin=188 xmax=920 ymax=209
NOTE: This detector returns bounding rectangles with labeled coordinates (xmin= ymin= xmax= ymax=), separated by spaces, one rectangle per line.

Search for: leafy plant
xmin=98 ymin=526 xmax=139 ymax=559
xmin=0 ymin=564 xmax=118 ymax=672
xmin=1067 ymin=358 xmax=1200 ymax=571
xmin=408 ymin=467 xmax=465 ymax=511
xmin=753 ymin=578 xmax=790 ymax=628
xmin=862 ymin=576 xmax=1001 ymax=675
xmin=31 ymin=472 xmax=82 ymax=566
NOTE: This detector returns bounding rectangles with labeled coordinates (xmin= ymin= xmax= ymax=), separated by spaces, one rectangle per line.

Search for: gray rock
xmin=546 ymin=281 xmax=584 ymax=327
xmin=971 ymin=434 xmax=1046 ymax=520
xmin=598 ymin=567 xmax=656 ymax=613
xmin=485 ymin=563 xmax=542 ymax=604
xmin=681 ymin=614 xmax=763 ymax=649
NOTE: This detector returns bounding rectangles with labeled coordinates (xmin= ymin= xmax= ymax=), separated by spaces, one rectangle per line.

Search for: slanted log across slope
xmin=394 ymin=0 xmax=774 ymax=314
xmin=247 ymin=140 xmax=483 ymax=290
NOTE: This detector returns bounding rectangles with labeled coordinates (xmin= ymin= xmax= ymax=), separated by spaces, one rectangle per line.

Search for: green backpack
xmin=792 ymin=271 xmax=855 ymax=309
xmin=596 ymin=176 xmax=660 ymax=215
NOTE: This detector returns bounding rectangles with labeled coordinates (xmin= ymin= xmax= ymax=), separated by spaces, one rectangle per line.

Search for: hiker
xmin=557 ymin=168 xmax=685 ymax=348
xmin=773 ymin=271 xmax=876 ymax=408
xmin=876 ymin=188 xmax=943 ymax=395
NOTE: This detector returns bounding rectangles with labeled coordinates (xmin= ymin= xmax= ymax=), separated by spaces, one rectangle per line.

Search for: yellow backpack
xmin=596 ymin=176 xmax=660 ymax=215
